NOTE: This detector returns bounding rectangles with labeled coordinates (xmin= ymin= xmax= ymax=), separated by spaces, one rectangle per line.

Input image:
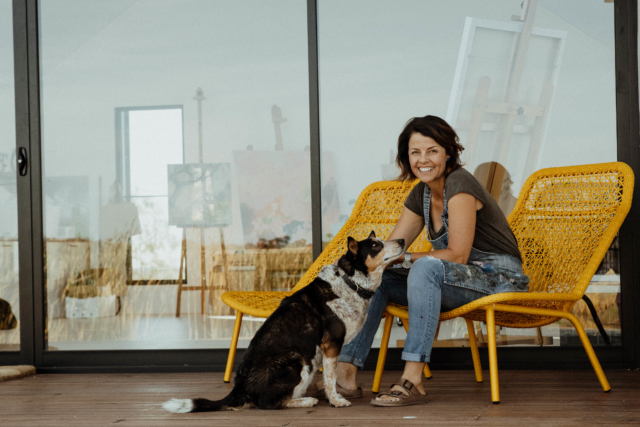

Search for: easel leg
xmin=200 ymin=228 xmax=206 ymax=315
xmin=220 ymin=228 xmax=230 ymax=290
xmin=176 ymin=232 xmax=186 ymax=318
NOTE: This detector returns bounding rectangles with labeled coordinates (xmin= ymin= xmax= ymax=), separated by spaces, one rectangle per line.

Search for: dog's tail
xmin=162 ymin=388 xmax=247 ymax=413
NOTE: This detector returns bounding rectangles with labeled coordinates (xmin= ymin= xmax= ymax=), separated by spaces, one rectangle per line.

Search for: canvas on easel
xmin=445 ymin=0 xmax=567 ymax=192
xmin=167 ymin=163 xmax=232 ymax=316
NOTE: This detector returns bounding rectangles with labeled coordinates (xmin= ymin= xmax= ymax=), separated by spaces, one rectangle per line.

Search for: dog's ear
xmin=347 ymin=236 xmax=358 ymax=256
xmin=368 ymin=230 xmax=376 ymax=239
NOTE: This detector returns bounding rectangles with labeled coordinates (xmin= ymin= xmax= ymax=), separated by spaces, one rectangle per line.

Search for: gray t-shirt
xmin=404 ymin=168 xmax=522 ymax=261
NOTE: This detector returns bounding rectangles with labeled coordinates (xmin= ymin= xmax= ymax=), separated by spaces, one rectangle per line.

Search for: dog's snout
xmin=397 ymin=239 xmax=405 ymax=247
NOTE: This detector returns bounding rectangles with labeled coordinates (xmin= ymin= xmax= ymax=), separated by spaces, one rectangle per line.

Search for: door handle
xmin=17 ymin=147 xmax=28 ymax=176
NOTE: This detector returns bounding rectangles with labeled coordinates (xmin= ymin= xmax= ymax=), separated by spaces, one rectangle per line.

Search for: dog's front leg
xmin=322 ymin=344 xmax=351 ymax=408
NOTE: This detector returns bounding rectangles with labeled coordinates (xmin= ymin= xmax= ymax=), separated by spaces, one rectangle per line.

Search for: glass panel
xmin=0 ymin=0 xmax=19 ymax=352
xmin=319 ymin=0 xmax=618 ymax=348
xmin=40 ymin=0 xmax=310 ymax=350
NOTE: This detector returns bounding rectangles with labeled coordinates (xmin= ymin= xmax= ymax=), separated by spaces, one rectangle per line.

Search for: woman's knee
xmin=411 ymin=256 xmax=444 ymax=277
xmin=407 ymin=256 xmax=445 ymax=289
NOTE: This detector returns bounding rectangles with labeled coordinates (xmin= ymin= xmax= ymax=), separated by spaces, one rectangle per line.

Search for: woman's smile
xmin=408 ymin=133 xmax=448 ymax=185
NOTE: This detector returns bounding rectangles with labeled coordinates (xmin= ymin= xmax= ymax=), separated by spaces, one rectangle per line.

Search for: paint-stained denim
xmin=339 ymin=262 xmax=488 ymax=366
xmin=339 ymin=183 xmax=530 ymax=366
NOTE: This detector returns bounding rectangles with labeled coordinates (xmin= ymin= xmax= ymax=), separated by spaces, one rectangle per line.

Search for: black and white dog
xmin=162 ymin=231 xmax=404 ymax=412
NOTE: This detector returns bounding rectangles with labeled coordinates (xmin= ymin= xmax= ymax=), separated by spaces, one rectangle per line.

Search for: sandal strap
xmin=389 ymin=380 xmax=417 ymax=396
xmin=375 ymin=379 xmax=420 ymax=401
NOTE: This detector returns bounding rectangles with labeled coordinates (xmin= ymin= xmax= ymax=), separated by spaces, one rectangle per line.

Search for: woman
xmin=308 ymin=115 xmax=529 ymax=406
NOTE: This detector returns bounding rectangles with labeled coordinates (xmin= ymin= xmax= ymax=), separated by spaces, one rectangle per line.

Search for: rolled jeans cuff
xmin=338 ymin=354 xmax=365 ymax=369
xmin=402 ymin=351 xmax=430 ymax=363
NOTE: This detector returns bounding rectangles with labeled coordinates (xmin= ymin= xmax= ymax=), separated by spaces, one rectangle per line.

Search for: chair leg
xmin=566 ymin=312 xmax=611 ymax=392
xmin=372 ymin=313 xmax=394 ymax=393
xmin=464 ymin=318 xmax=483 ymax=383
xmin=224 ymin=312 xmax=243 ymax=383
xmin=485 ymin=307 xmax=500 ymax=404
xmin=400 ymin=318 xmax=432 ymax=379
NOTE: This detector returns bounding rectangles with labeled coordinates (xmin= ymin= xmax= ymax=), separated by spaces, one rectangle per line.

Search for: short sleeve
xmin=444 ymin=169 xmax=488 ymax=205
xmin=404 ymin=182 xmax=425 ymax=217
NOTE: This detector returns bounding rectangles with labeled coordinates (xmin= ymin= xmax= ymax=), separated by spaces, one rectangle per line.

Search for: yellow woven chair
xmin=220 ymin=179 xmax=433 ymax=382
xmin=374 ymin=162 xmax=634 ymax=404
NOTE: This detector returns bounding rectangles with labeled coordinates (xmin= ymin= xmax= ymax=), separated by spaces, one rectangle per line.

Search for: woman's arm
xmin=387 ymin=207 xmax=425 ymax=249
xmin=389 ymin=193 xmax=480 ymax=265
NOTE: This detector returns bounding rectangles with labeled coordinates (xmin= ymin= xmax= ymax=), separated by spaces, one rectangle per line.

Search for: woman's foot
xmin=373 ymin=377 xmax=426 ymax=403
xmin=373 ymin=361 xmax=427 ymax=404
xmin=371 ymin=378 xmax=428 ymax=407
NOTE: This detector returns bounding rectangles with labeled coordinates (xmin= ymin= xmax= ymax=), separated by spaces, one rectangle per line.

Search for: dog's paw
xmin=310 ymin=397 xmax=319 ymax=407
xmin=329 ymin=396 xmax=351 ymax=408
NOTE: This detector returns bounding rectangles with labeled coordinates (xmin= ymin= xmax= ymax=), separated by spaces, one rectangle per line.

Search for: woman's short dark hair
xmin=396 ymin=115 xmax=464 ymax=181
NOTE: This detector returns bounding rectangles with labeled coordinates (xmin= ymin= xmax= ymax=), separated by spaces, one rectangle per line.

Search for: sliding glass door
xmin=38 ymin=0 xmax=311 ymax=352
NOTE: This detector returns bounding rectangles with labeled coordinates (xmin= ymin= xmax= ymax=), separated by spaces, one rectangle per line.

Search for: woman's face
xmin=408 ymin=132 xmax=448 ymax=185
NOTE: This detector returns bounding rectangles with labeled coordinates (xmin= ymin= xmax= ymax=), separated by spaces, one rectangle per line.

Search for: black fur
xmin=178 ymin=232 xmax=395 ymax=412
xmin=189 ymin=278 xmax=342 ymax=411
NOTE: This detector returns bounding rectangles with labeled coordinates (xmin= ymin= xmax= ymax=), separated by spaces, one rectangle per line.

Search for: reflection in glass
xmin=319 ymin=0 xmax=618 ymax=348
xmin=0 ymin=0 xmax=19 ymax=351
xmin=40 ymin=0 xmax=310 ymax=350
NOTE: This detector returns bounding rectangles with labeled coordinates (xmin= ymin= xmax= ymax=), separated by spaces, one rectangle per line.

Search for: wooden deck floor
xmin=1 ymin=369 xmax=639 ymax=426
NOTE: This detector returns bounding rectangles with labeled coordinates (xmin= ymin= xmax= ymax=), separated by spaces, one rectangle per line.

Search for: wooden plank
xmin=0 ymin=371 xmax=639 ymax=426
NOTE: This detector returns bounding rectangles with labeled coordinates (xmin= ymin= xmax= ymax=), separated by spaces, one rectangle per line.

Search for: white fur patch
xmin=292 ymin=364 xmax=316 ymax=399
xmin=318 ymin=267 xmax=373 ymax=345
xmin=317 ymin=239 xmax=403 ymax=344
xmin=162 ymin=398 xmax=194 ymax=413
xmin=286 ymin=397 xmax=319 ymax=408
xmin=322 ymin=355 xmax=351 ymax=408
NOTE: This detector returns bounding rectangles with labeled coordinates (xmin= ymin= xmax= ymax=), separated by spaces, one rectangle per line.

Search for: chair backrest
xmin=292 ymin=180 xmax=432 ymax=292
xmin=508 ymin=162 xmax=634 ymax=299
xmin=292 ymin=162 xmax=634 ymax=298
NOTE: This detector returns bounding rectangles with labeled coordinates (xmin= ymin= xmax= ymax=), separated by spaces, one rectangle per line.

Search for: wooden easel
xmin=175 ymin=88 xmax=232 ymax=317
xmin=176 ymin=227 xmax=231 ymax=317
xmin=175 ymin=229 xmax=204 ymax=316
xmin=461 ymin=0 xmax=558 ymax=178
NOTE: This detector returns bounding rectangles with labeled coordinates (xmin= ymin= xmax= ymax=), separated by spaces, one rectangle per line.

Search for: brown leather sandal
xmin=305 ymin=382 xmax=363 ymax=400
xmin=370 ymin=379 xmax=428 ymax=407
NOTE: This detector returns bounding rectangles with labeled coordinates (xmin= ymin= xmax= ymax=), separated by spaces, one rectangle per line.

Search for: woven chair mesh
xmin=389 ymin=162 xmax=633 ymax=328
xmin=221 ymin=180 xmax=431 ymax=317
xmin=223 ymin=163 xmax=634 ymax=327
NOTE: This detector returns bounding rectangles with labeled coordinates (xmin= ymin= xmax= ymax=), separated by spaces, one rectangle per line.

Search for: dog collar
xmin=341 ymin=274 xmax=375 ymax=300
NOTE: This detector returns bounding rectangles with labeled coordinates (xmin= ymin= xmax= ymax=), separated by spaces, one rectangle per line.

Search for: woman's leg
xmin=334 ymin=270 xmax=409 ymax=389
xmin=375 ymin=256 xmax=486 ymax=402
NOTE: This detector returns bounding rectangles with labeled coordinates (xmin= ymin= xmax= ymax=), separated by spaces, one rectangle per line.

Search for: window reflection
xmin=0 ymin=0 xmax=19 ymax=351
xmin=319 ymin=0 xmax=618 ymax=348
xmin=40 ymin=0 xmax=310 ymax=350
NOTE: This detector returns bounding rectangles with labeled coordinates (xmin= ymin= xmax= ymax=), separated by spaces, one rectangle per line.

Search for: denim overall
xmin=338 ymin=185 xmax=529 ymax=367
xmin=423 ymin=185 xmax=529 ymax=295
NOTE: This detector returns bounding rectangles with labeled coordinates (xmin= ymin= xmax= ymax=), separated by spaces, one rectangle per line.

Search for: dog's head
xmin=338 ymin=231 xmax=405 ymax=276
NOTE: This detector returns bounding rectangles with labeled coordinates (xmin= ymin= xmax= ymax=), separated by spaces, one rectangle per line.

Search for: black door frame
xmin=4 ymin=0 xmax=640 ymax=372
